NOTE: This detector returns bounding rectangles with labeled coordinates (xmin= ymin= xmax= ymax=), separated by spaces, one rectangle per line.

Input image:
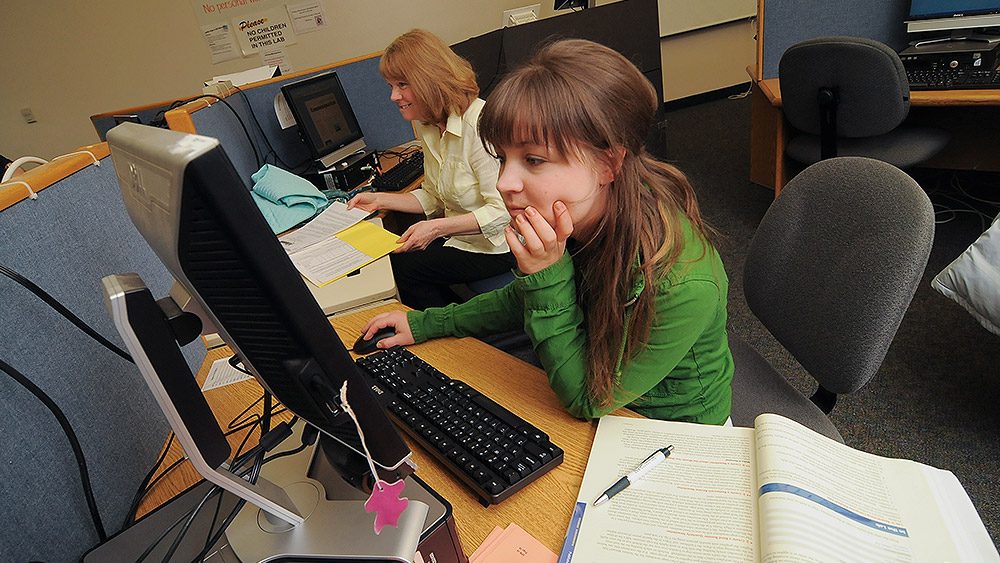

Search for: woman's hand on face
xmin=347 ymin=192 xmax=381 ymax=212
xmin=358 ymin=311 xmax=415 ymax=349
xmin=506 ymin=202 xmax=574 ymax=275
xmin=394 ymin=220 xmax=440 ymax=253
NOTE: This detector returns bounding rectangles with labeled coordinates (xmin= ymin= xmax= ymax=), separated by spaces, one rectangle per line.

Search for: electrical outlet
xmin=502 ymin=4 xmax=539 ymax=27
xmin=20 ymin=108 xmax=37 ymax=124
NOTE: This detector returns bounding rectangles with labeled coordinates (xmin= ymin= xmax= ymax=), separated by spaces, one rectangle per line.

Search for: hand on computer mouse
xmin=353 ymin=327 xmax=397 ymax=355
xmin=357 ymin=311 xmax=415 ymax=351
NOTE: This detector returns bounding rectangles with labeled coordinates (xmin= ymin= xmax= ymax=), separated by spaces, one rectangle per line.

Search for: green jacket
xmin=407 ymin=217 xmax=733 ymax=425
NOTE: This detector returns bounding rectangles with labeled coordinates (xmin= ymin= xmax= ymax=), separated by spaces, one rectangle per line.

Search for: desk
xmin=749 ymin=73 xmax=1000 ymax=195
xmin=140 ymin=302 xmax=640 ymax=555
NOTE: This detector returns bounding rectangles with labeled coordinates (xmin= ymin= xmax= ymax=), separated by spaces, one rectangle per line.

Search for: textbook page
xmin=754 ymin=414 xmax=999 ymax=562
xmin=564 ymin=416 xmax=758 ymax=563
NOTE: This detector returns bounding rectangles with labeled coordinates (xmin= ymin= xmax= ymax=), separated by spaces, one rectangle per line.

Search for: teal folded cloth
xmin=249 ymin=164 xmax=328 ymax=234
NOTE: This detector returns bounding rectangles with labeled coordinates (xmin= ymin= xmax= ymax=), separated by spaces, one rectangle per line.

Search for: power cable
xmin=0 ymin=358 xmax=107 ymax=542
xmin=1 ymin=264 xmax=132 ymax=362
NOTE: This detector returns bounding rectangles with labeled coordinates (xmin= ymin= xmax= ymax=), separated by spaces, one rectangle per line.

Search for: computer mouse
xmin=352 ymin=327 xmax=396 ymax=355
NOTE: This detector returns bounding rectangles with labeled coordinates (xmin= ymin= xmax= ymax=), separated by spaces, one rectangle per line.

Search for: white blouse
xmin=410 ymin=98 xmax=510 ymax=254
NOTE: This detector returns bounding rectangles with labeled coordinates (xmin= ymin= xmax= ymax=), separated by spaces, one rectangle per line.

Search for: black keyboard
xmin=372 ymin=151 xmax=424 ymax=191
xmin=356 ymin=347 xmax=564 ymax=505
xmin=906 ymin=68 xmax=1000 ymax=90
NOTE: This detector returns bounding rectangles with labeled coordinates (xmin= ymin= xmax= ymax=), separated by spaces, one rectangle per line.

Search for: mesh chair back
xmin=743 ymin=157 xmax=933 ymax=394
xmin=780 ymin=36 xmax=910 ymax=138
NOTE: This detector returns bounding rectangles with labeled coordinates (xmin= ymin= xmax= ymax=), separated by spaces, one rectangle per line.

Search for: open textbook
xmin=560 ymin=414 xmax=998 ymax=562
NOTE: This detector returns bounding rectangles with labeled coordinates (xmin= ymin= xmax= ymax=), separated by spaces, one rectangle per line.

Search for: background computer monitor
xmin=105 ymin=122 xmax=409 ymax=472
xmin=281 ymin=71 xmax=367 ymax=169
xmin=906 ymin=0 xmax=1000 ymax=36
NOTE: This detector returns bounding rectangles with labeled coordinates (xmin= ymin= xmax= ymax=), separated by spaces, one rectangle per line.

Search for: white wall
xmin=0 ymin=1 xmax=753 ymax=159
xmin=661 ymin=18 xmax=756 ymax=101
xmin=0 ymin=1 xmax=568 ymax=159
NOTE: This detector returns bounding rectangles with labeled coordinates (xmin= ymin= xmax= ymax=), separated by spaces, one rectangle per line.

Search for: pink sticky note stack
xmin=469 ymin=523 xmax=557 ymax=563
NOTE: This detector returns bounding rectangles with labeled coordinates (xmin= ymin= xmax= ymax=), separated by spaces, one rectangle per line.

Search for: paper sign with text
xmin=232 ymin=6 xmax=297 ymax=56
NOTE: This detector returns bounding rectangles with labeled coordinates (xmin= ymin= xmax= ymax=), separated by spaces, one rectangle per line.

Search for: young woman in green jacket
xmin=359 ymin=39 xmax=734 ymax=425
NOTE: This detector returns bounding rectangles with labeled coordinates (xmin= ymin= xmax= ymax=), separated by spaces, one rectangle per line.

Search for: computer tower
xmin=899 ymin=40 xmax=1000 ymax=71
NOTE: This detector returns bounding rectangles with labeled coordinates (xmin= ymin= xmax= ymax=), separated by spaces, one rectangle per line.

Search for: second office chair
xmin=779 ymin=36 xmax=949 ymax=167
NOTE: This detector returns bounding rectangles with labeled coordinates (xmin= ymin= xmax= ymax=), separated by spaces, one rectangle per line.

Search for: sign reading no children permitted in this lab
xmin=233 ymin=6 xmax=297 ymax=56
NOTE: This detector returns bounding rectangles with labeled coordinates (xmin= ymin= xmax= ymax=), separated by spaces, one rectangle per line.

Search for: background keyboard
xmin=356 ymin=347 xmax=564 ymax=505
xmin=906 ymin=68 xmax=1000 ymax=90
xmin=372 ymin=151 xmax=424 ymax=191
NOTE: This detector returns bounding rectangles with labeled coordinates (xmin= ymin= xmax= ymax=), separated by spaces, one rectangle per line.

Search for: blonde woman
xmin=349 ymin=29 xmax=513 ymax=309
xmin=361 ymin=39 xmax=734 ymax=424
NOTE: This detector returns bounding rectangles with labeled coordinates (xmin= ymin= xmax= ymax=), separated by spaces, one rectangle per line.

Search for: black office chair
xmin=779 ymin=36 xmax=949 ymax=167
xmin=729 ymin=157 xmax=935 ymax=442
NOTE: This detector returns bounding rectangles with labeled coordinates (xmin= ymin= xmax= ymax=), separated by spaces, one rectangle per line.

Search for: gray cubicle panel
xmin=450 ymin=0 xmax=664 ymax=155
xmin=188 ymin=56 xmax=416 ymax=183
xmin=0 ymin=157 xmax=206 ymax=561
xmin=504 ymin=0 xmax=663 ymax=102
xmin=761 ymin=0 xmax=911 ymax=78
xmin=451 ymin=0 xmax=662 ymax=102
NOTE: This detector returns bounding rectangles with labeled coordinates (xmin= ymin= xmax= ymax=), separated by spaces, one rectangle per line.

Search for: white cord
xmin=2 ymin=156 xmax=48 ymax=182
xmin=338 ymin=381 xmax=383 ymax=489
xmin=52 ymin=150 xmax=100 ymax=167
xmin=729 ymin=17 xmax=759 ymax=101
xmin=728 ymin=85 xmax=753 ymax=100
xmin=0 ymin=180 xmax=38 ymax=200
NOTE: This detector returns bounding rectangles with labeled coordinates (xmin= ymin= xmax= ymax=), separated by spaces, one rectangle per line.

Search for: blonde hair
xmin=480 ymin=39 xmax=710 ymax=408
xmin=380 ymin=29 xmax=479 ymax=124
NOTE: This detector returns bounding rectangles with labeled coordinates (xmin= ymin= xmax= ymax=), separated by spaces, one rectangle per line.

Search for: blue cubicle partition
xmin=0 ymin=157 xmax=206 ymax=561
xmin=761 ymin=0 xmax=911 ymax=78
xmin=187 ymin=56 xmax=415 ymax=183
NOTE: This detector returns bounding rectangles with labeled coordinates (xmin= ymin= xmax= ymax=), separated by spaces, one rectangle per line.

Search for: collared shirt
xmin=410 ymin=98 xmax=510 ymax=254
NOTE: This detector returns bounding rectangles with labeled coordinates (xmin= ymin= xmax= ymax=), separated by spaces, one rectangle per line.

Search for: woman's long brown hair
xmin=479 ymin=39 xmax=709 ymax=408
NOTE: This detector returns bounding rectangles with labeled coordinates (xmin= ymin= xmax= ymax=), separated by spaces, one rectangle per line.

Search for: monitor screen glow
xmin=281 ymin=71 xmax=366 ymax=168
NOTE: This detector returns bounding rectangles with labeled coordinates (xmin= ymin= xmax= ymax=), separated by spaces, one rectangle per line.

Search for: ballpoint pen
xmin=593 ymin=445 xmax=673 ymax=506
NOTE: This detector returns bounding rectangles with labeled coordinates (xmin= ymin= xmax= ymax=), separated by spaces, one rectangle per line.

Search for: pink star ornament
xmin=364 ymin=478 xmax=410 ymax=534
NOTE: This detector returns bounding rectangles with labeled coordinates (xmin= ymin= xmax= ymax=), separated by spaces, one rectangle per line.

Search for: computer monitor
xmin=906 ymin=0 xmax=1000 ymax=41
xmin=104 ymin=120 xmax=410 ymax=483
xmin=281 ymin=71 xmax=367 ymax=169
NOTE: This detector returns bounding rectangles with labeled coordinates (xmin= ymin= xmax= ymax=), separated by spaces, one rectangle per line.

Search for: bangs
xmin=479 ymin=70 xmax=596 ymax=162
xmin=378 ymin=51 xmax=406 ymax=83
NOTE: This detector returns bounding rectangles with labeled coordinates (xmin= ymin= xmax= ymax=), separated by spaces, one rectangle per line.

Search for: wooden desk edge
xmin=755 ymin=76 xmax=1000 ymax=107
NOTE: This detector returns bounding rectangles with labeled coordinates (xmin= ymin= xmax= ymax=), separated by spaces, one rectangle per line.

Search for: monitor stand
xmin=226 ymin=426 xmax=429 ymax=562
xmin=911 ymin=29 xmax=1000 ymax=48
xmin=97 ymin=273 xmax=431 ymax=561
xmin=84 ymin=422 xmax=459 ymax=562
